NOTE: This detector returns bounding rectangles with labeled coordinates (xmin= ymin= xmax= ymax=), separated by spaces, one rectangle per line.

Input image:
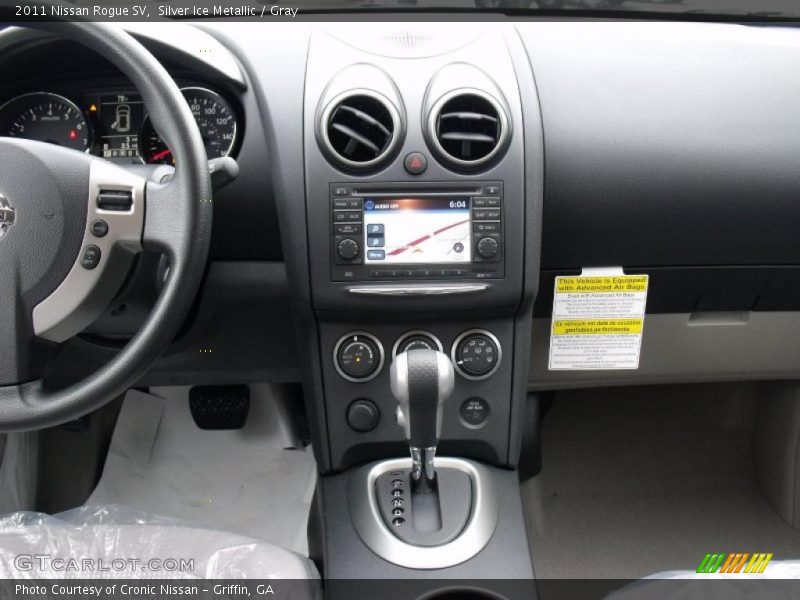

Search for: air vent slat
xmin=322 ymin=92 xmax=399 ymax=170
xmin=331 ymin=123 xmax=382 ymax=156
xmin=439 ymin=132 xmax=496 ymax=143
xmin=338 ymin=105 xmax=391 ymax=137
xmin=439 ymin=111 xmax=498 ymax=124
xmin=429 ymin=91 xmax=507 ymax=171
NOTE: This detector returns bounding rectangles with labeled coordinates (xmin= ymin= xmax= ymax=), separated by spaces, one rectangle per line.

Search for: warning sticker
xmin=548 ymin=270 xmax=648 ymax=370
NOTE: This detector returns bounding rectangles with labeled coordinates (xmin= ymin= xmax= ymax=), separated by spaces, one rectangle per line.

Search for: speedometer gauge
xmin=0 ymin=92 xmax=90 ymax=152
xmin=139 ymin=87 xmax=237 ymax=164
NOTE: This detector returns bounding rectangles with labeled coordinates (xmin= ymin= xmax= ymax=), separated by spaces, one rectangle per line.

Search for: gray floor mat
xmin=523 ymin=383 xmax=800 ymax=579
xmin=88 ymin=387 xmax=317 ymax=556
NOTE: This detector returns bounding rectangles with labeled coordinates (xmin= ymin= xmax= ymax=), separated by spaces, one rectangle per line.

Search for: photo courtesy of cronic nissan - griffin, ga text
xmin=1 ymin=2 xmax=800 ymax=599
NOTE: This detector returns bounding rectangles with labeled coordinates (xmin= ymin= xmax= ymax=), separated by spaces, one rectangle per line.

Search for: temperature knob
xmin=335 ymin=333 xmax=384 ymax=382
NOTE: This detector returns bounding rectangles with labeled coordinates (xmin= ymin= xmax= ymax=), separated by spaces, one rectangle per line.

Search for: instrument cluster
xmin=0 ymin=86 xmax=239 ymax=165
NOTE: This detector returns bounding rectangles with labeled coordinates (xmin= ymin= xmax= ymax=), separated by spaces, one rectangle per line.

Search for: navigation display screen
xmin=363 ymin=197 xmax=471 ymax=264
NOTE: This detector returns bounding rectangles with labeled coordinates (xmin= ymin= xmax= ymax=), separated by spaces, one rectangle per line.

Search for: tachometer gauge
xmin=0 ymin=92 xmax=90 ymax=152
xmin=139 ymin=87 xmax=237 ymax=164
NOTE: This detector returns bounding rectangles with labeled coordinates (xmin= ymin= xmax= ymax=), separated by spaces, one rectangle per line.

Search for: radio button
xmin=337 ymin=238 xmax=360 ymax=260
xmin=346 ymin=198 xmax=362 ymax=209
xmin=474 ymin=222 xmax=500 ymax=233
xmin=335 ymin=223 xmax=362 ymax=235
xmin=477 ymin=237 xmax=499 ymax=259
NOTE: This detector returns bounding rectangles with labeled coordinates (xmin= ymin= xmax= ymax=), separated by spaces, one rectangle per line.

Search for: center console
xmin=285 ymin=22 xmax=543 ymax=598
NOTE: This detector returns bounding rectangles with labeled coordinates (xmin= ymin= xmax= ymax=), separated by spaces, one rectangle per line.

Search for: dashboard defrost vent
xmin=320 ymin=91 xmax=401 ymax=172
xmin=428 ymin=90 xmax=509 ymax=171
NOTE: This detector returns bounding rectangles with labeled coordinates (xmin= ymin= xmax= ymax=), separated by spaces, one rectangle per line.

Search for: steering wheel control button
xmin=334 ymin=332 xmax=385 ymax=382
xmin=476 ymin=236 xmax=499 ymax=258
xmin=452 ymin=330 xmax=502 ymax=380
xmin=461 ymin=397 xmax=490 ymax=428
xmin=347 ymin=399 xmax=380 ymax=433
xmin=97 ymin=190 xmax=132 ymax=211
xmin=80 ymin=245 xmax=102 ymax=270
xmin=404 ymin=152 xmax=428 ymax=175
xmin=392 ymin=330 xmax=443 ymax=358
xmin=90 ymin=219 xmax=109 ymax=237
xmin=337 ymin=238 xmax=360 ymax=260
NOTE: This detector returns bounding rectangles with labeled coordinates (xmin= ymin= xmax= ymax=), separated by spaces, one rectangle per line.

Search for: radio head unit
xmin=331 ymin=182 xmax=504 ymax=282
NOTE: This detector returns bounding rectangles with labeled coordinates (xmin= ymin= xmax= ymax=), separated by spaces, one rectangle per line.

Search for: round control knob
xmin=452 ymin=330 xmax=501 ymax=379
xmin=392 ymin=331 xmax=443 ymax=358
xmin=335 ymin=333 xmax=383 ymax=382
xmin=347 ymin=399 xmax=380 ymax=432
xmin=337 ymin=238 xmax=359 ymax=260
xmin=476 ymin=236 xmax=499 ymax=259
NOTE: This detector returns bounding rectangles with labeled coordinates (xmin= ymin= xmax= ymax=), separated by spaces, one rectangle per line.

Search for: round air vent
xmin=427 ymin=89 xmax=510 ymax=171
xmin=319 ymin=90 xmax=402 ymax=172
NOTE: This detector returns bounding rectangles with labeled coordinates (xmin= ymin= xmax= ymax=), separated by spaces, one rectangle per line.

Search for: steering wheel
xmin=0 ymin=23 xmax=212 ymax=431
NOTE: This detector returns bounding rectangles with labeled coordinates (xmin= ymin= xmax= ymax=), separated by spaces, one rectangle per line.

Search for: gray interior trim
xmin=530 ymin=312 xmax=800 ymax=390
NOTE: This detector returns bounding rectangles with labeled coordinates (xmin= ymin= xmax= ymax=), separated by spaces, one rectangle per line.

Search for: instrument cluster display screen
xmin=363 ymin=197 xmax=471 ymax=264
xmin=93 ymin=92 xmax=144 ymax=162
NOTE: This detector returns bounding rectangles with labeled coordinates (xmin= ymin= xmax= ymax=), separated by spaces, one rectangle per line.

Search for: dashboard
xmin=0 ymin=84 xmax=239 ymax=164
xmin=2 ymin=21 xmax=800 ymax=472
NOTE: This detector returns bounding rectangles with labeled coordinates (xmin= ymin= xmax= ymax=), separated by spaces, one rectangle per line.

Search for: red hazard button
xmin=404 ymin=152 xmax=428 ymax=175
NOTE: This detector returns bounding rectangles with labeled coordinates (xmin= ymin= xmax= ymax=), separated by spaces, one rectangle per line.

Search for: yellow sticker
xmin=549 ymin=271 xmax=648 ymax=370
xmin=552 ymin=319 xmax=643 ymax=336
xmin=555 ymin=276 xmax=648 ymax=294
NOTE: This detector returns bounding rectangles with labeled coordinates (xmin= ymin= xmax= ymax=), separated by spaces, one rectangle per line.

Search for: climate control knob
xmin=476 ymin=237 xmax=499 ymax=259
xmin=335 ymin=333 xmax=384 ymax=382
xmin=452 ymin=330 xmax=501 ymax=380
xmin=337 ymin=238 xmax=360 ymax=260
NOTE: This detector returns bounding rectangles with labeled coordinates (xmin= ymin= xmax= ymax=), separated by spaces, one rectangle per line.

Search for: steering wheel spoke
xmin=33 ymin=160 xmax=146 ymax=343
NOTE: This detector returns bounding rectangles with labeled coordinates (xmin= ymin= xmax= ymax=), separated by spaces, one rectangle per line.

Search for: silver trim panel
xmin=33 ymin=160 xmax=145 ymax=342
xmin=347 ymin=457 xmax=499 ymax=569
xmin=347 ymin=284 xmax=488 ymax=296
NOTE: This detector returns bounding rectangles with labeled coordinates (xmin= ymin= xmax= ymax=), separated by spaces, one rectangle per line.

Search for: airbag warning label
xmin=548 ymin=273 xmax=648 ymax=370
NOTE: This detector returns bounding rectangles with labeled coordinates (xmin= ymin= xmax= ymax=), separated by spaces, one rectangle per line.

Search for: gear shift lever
xmin=390 ymin=349 xmax=455 ymax=491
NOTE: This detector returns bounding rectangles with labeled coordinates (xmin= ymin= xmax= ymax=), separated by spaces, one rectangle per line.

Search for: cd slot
xmin=350 ymin=186 xmax=483 ymax=197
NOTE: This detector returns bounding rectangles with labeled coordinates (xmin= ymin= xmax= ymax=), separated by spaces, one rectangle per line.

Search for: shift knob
xmin=390 ymin=349 xmax=455 ymax=488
